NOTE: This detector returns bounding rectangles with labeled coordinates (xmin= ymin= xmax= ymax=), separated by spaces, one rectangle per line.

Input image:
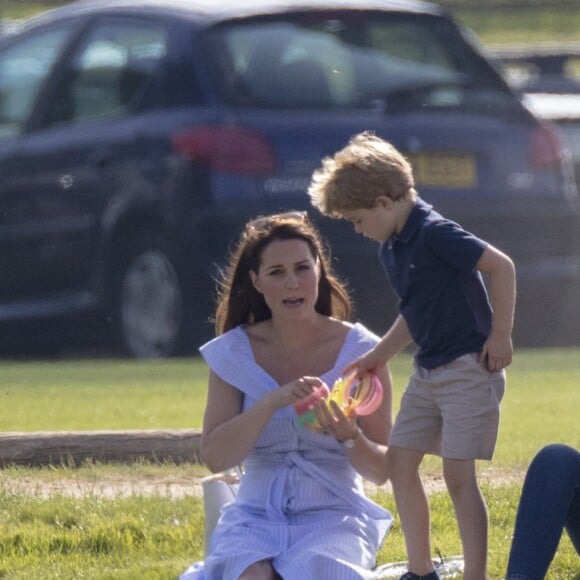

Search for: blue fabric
xmin=506 ymin=444 xmax=580 ymax=580
xmin=379 ymin=198 xmax=491 ymax=369
xmin=181 ymin=323 xmax=393 ymax=580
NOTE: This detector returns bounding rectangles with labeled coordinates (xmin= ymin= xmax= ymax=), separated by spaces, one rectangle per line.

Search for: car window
xmin=203 ymin=11 xmax=514 ymax=112
xmin=0 ymin=25 xmax=71 ymax=137
xmin=44 ymin=18 xmax=167 ymax=127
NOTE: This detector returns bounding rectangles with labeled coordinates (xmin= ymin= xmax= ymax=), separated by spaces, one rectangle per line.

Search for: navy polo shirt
xmin=379 ymin=198 xmax=492 ymax=369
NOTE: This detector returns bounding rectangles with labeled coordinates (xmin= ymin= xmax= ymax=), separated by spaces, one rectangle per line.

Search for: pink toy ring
xmin=293 ymin=372 xmax=383 ymax=429
xmin=330 ymin=371 xmax=383 ymax=416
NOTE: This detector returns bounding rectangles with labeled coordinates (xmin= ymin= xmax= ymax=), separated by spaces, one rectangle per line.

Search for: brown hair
xmin=308 ymin=131 xmax=416 ymax=217
xmin=214 ymin=212 xmax=351 ymax=334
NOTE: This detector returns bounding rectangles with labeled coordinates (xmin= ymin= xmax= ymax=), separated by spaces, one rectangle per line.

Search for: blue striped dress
xmin=180 ymin=323 xmax=393 ymax=580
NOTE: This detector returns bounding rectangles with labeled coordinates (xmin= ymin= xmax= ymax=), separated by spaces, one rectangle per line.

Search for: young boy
xmin=308 ymin=132 xmax=516 ymax=580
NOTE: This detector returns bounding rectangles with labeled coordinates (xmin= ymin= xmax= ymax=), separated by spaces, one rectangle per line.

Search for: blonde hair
xmin=308 ymin=131 xmax=416 ymax=216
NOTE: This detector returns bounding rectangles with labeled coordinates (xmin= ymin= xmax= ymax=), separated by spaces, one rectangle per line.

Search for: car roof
xmin=22 ymin=0 xmax=445 ymax=30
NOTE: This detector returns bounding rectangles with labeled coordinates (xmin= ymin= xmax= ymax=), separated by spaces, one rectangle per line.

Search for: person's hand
xmin=313 ymin=398 xmax=359 ymax=442
xmin=269 ymin=376 xmax=326 ymax=411
xmin=479 ymin=331 xmax=513 ymax=372
xmin=343 ymin=347 xmax=386 ymax=378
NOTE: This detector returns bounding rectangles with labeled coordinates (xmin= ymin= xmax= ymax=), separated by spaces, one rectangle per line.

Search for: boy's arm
xmin=476 ymin=244 xmax=516 ymax=372
xmin=346 ymin=314 xmax=413 ymax=375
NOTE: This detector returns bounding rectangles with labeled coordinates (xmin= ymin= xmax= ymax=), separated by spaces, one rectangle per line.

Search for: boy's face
xmin=343 ymin=198 xmax=397 ymax=243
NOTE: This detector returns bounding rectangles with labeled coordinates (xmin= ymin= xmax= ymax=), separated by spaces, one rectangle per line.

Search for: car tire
xmin=109 ymin=232 xmax=196 ymax=359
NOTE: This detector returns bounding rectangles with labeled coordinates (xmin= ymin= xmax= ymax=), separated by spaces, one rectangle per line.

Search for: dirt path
xmin=0 ymin=467 xmax=524 ymax=499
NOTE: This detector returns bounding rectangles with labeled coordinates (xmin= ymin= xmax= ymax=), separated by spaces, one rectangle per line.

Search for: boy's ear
xmin=375 ymin=195 xmax=394 ymax=210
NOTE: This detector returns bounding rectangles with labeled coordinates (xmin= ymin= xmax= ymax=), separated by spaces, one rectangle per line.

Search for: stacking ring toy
xmin=293 ymin=371 xmax=383 ymax=429
xmin=330 ymin=370 xmax=384 ymax=417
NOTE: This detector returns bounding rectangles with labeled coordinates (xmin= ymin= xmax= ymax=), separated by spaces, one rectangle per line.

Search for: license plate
xmin=404 ymin=152 xmax=476 ymax=188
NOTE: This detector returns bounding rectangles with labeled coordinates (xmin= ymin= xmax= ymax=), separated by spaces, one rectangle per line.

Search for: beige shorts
xmin=389 ymin=353 xmax=505 ymax=460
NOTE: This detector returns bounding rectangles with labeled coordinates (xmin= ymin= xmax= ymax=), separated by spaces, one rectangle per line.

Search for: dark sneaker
xmin=399 ymin=571 xmax=440 ymax=580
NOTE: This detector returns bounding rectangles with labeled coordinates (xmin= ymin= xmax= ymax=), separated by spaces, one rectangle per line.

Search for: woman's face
xmin=250 ymin=238 xmax=320 ymax=319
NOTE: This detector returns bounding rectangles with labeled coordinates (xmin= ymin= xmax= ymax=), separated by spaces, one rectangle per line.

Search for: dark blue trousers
xmin=506 ymin=444 xmax=580 ymax=579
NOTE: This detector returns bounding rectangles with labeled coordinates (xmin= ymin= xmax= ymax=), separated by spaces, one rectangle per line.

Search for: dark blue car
xmin=0 ymin=0 xmax=578 ymax=357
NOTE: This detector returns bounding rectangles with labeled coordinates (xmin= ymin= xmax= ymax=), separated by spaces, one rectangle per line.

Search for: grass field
xmin=452 ymin=6 xmax=580 ymax=45
xmin=1 ymin=482 xmax=577 ymax=579
xmin=1 ymin=349 xmax=578 ymax=461
xmin=0 ymin=349 xmax=579 ymax=578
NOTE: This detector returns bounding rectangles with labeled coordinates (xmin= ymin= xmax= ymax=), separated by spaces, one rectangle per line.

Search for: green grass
xmin=0 ymin=349 xmax=579 ymax=577
xmin=0 ymin=460 xmax=209 ymax=489
xmin=453 ymin=6 xmax=580 ymax=45
xmin=0 ymin=491 xmax=205 ymax=579
xmin=0 ymin=1 xmax=69 ymax=20
xmin=0 ymin=359 xmax=208 ymax=431
xmin=1 ymin=349 xmax=578 ymax=462
xmin=0 ymin=483 xmax=578 ymax=578
xmin=492 ymin=348 xmax=580 ymax=467
xmin=374 ymin=484 xmax=579 ymax=579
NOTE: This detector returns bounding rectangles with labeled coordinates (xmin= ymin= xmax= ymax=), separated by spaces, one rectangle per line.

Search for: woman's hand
xmin=313 ymin=399 xmax=359 ymax=442
xmin=269 ymin=376 xmax=327 ymax=411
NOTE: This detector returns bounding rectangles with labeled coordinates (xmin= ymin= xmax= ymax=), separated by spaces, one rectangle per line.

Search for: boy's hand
xmin=343 ymin=347 xmax=386 ymax=378
xmin=479 ymin=332 xmax=513 ymax=372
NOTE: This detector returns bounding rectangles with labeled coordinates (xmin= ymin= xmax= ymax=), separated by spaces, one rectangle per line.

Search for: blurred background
xmin=1 ymin=0 xmax=579 ymax=359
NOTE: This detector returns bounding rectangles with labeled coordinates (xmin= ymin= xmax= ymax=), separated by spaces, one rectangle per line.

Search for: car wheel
xmin=111 ymin=233 xmax=190 ymax=359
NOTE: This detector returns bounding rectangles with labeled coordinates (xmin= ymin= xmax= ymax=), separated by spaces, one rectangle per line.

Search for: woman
xmin=181 ymin=211 xmax=393 ymax=580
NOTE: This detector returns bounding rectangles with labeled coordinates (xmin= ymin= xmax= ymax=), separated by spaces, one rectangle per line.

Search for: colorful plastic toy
xmin=294 ymin=371 xmax=383 ymax=429
xmin=293 ymin=383 xmax=330 ymax=428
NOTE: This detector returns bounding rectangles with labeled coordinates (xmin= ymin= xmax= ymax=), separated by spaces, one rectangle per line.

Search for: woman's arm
xmin=201 ymin=370 xmax=325 ymax=473
xmin=314 ymin=364 xmax=393 ymax=485
xmin=346 ymin=363 xmax=393 ymax=485
xmin=201 ymin=370 xmax=268 ymax=473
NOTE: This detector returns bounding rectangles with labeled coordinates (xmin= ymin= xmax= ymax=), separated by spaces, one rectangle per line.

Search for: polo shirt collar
xmin=390 ymin=197 xmax=433 ymax=245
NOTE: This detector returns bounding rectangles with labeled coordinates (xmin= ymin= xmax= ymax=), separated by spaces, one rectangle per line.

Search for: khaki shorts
xmin=389 ymin=353 xmax=505 ymax=460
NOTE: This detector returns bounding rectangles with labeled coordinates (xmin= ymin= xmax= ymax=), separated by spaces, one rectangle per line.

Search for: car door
xmin=0 ymin=24 xmax=74 ymax=309
xmin=2 ymin=15 xmax=168 ymax=317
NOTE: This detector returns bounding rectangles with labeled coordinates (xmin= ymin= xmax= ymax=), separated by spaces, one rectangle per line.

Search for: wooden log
xmin=0 ymin=429 xmax=202 ymax=467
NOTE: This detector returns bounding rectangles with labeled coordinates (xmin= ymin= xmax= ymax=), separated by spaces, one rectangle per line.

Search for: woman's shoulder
xmin=316 ymin=318 xmax=380 ymax=346
xmin=345 ymin=321 xmax=381 ymax=347
xmin=199 ymin=326 xmax=247 ymax=359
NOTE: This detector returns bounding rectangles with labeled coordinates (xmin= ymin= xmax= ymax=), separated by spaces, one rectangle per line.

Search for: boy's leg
xmin=388 ymin=446 xmax=435 ymax=576
xmin=433 ymin=353 xmax=505 ymax=579
xmin=442 ymin=457 xmax=488 ymax=580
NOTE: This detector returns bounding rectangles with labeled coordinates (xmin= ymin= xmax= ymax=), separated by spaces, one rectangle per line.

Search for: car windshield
xmin=202 ymin=11 xmax=517 ymax=112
